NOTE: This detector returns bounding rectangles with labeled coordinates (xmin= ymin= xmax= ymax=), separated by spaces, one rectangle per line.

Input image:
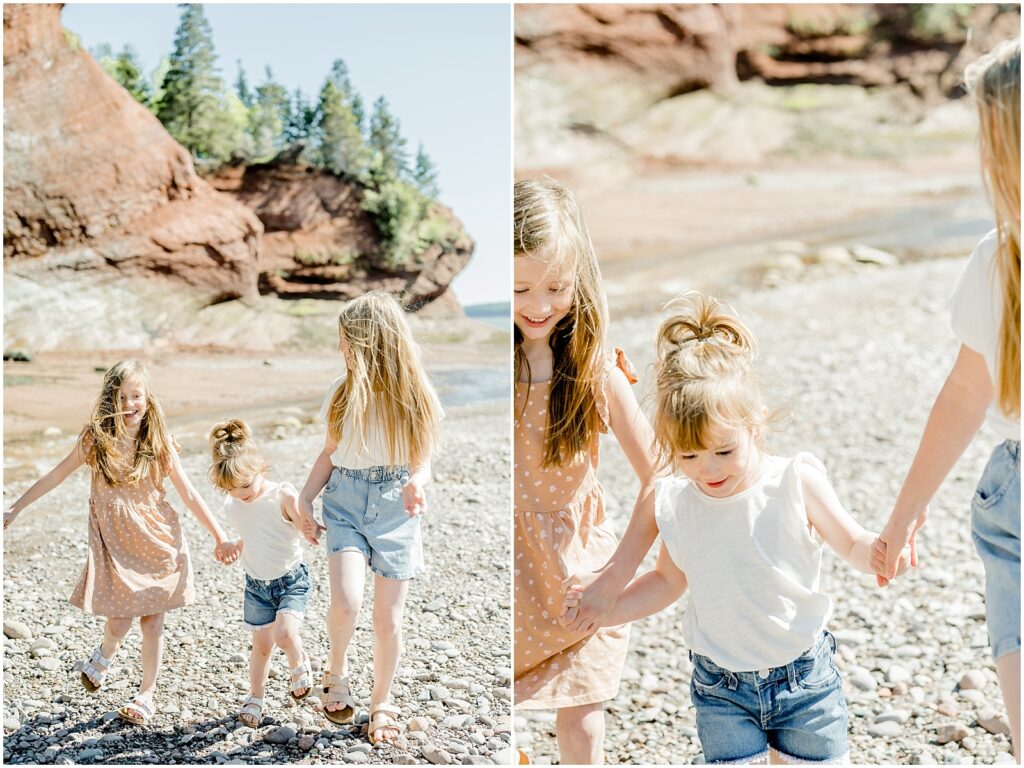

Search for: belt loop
xmin=727 ymin=672 xmax=739 ymax=691
xmin=687 ymin=650 xmax=693 ymax=662
xmin=786 ymin=663 xmax=798 ymax=693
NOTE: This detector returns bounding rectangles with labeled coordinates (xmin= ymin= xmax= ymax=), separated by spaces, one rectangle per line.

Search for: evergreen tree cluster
xmin=93 ymin=3 xmax=449 ymax=267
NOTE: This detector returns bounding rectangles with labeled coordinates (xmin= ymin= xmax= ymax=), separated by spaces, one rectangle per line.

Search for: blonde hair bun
xmin=657 ymin=292 xmax=757 ymax=365
xmin=208 ymin=418 xmax=267 ymax=490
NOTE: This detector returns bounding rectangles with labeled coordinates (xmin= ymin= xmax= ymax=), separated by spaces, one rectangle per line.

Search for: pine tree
xmin=368 ymin=96 xmax=409 ymax=183
xmin=234 ymin=60 xmax=252 ymax=108
xmin=285 ymin=88 xmax=315 ymax=145
xmin=316 ymin=77 xmax=368 ymax=179
xmin=96 ymin=45 xmax=151 ymax=107
xmin=413 ymin=144 xmax=440 ymax=199
xmin=156 ymin=4 xmax=241 ymax=164
xmin=249 ymin=66 xmax=289 ymax=158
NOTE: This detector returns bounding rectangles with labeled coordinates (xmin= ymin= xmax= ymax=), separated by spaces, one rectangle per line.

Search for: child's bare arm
xmin=280 ymin=484 xmax=324 ymax=544
xmin=299 ymin=438 xmax=338 ymax=511
xmin=563 ymin=366 xmax=660 ymax=632
xmin=403 ymin=459 xmax=430 ymax=517
xmin=565 ymin=543 xmax=687 ymax=627
xmin=167 ymin=448 xmax=229 ymax=547
xmin=5 ymin=440 xmax=87 ymax=527
xmin=803 ymin=467 xmax=911 ymax=579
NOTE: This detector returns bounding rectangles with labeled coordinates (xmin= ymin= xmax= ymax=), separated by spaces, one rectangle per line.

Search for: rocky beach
xmin=2 ymin=374 xmax=512 ymax=765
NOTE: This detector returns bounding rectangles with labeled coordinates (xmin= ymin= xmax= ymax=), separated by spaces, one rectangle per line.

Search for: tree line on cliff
xmin=88 ymin=3 xmax=449 ymax=268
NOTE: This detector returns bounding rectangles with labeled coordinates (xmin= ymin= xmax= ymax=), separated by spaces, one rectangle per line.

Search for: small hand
xmin=215 ymin=539 xmax=243 ymax=565
xmin=3 ymin=510 xmax=18 ymax=530
xmin=403 ymin=479 xmax=427 ymax=517
xmin=558 ymin=571 xmax=607 ymax=634
xmin=876 ymin=507 xmax=929 ymax=581
xmin=296 ymin=511 xmax=326 ymax=546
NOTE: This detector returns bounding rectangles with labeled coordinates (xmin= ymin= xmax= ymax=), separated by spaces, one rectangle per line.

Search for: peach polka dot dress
xmin=514 ymin=348 xmax=634 ymax=709
xmin=69 ymin=437 xmax=195 ymax=618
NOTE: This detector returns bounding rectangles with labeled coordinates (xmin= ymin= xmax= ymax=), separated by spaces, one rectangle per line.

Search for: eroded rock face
xmin=3 ymin=3 xmax=262 ymax=301
xmin=208 ymin=161 xmax=474 ymax=310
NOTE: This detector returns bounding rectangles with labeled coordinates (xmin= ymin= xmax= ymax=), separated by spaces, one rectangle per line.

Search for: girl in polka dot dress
xmin=514 ymin=177 xmax=658 ymax=764
xmin=4 ymin=360 xmax=239 ymax=725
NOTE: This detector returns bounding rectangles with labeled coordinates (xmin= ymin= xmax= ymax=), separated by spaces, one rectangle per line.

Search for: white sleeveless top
xmin=655 ymin=453 xmax=833 ymax=672
xmin=223 ymin=481 xmax=304 ymax=581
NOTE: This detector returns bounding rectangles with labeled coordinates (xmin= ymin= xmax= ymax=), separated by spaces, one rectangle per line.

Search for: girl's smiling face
xmin=514 ymin=253 xmax=575 ymax=342
xmin=677 ymin=423 xmax=762 ymax=498
xmin=228 ymin=473 xmax=266 ymax=504
xmin=119 ymin=376 xmax=148 ymax=431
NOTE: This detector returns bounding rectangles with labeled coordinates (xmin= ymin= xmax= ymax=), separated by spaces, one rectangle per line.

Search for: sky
xmin=62 ymin=3 xmax=511 ymax=306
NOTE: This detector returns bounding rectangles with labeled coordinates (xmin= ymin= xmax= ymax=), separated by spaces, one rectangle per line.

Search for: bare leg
xmin=85 ymin=616 xmax=132 ymax=687
xmin=995 ymin=651 xmax=1021 ymax=762
xmin=369 ymin=574 xmax=410 ymax=742
xmin=326 ymin=550 xmax=366 ymax=712
xmin=248 ymin=625 xmax=276 ymax=701
xmin=556 ymin=702 xmax=605 ymax=765
xmin=273 ymin=613 xmax=308 ymax=697
xmin=137 ymin=612 xmax=165 ymax=701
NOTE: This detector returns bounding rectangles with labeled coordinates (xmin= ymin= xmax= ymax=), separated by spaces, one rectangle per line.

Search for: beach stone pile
xmin=518 ymin=256 xmax=1016 ymax=764
xmin=2 ymin=402 xmax=512 ymax=765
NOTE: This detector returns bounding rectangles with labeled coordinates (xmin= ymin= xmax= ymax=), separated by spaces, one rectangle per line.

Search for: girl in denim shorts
xmin=874 ymin=40 xmax=1021 ymax=761
xmin=565 ymin=293 xmax=913 ymax=764
xmin=209 ymin=419 xmax=324 ymax=728
xmin=299 ymin=291 xmax=443 ymax=745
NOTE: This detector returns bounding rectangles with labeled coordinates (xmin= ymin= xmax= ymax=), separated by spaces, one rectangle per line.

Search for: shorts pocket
xmin=324 ymin=468 xmax=342 ymax=495
xmin=974 ymin=445 xmax=1015 ymax=510
xmin=796 ymin=654 xmax=840 ymax=691
xmin=690 ymin=659 xmax=727 ymax=693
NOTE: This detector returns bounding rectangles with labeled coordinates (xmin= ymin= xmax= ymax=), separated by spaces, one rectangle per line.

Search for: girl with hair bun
xmin=209 ymin=418 xmax=323 ymax=729
xmin=564 ymin=292 xmax=913 ymax=764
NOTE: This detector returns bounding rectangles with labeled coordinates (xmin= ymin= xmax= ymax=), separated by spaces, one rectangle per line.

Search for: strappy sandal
xmin=118 ymin=696 xmax=155 ymax=726
xmin=318 ymin=672 xmax=355 ymax=724
xmin=75 ymin=646 xmax=113 ymax=693
xmin=289 ymin=657 xmax=313 ymax=701
xmin=367 ymin=703 xmax=402 ymax=745
xmin=238 ymin=695 xmax=264 ymax=728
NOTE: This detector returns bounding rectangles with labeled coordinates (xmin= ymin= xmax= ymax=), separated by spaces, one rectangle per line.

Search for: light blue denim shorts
xmin=689 ymin=630 xmax=849 ymax=764
xmin=243 ymin=562 xmax=311 ymax=631
xmin=971 ymin=439 xmax=1021 ymax=661
xmin=321 ymin=466 xmax=424 ymax=580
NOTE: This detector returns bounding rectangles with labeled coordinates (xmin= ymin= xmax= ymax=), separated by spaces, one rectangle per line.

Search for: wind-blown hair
xmin=80 ymin=360 xmax=171 ymax=486
xmin=514 ymin=177 xmax=608 ymax=467
xmin=653 ymin=293 xmax=775 ymax=471
xmin=208 ymin=419 xmax=269 ymax=491
xmin=965 ymin=37 xmax=1020 ymax=418
xmin=326 ymin=291 xmax=442 ymax=469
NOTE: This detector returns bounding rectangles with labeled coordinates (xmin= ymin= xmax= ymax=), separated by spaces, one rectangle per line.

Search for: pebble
xmin=423 ymin=746 xmax=454 ymax=764
xmin=850 ymin=669 xmax=878 ymax=691
xmin=875 ymin=709 xmax=911 ymax=725
xmin=36 ymin=658 xmax=61 ymax=671
xmin=936 ymin=722 xmax=970 ymax=744
xmin=977 ymin=710 xmax=1011 ymax=737
xmin=3 ymin=621 xmax=32 ymax=640
xmin=867 ymin=721 xmax=902 ymax=738
xmin=959 ymin=670 xmax=988 ymax=690
xmin=76 ymin=748 xmax=103 ymax=761
xmin=266 ymin=725 xmax=297 ymax=744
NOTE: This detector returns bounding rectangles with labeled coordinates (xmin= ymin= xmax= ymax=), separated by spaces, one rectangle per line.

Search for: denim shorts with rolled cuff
xmin=242 ymin=562 xmax=311 ymax=631
xmin=321 ymin=465 xmax=424 ymax=580
xmin=971 ymin=439 xmax=1021 ymax=661
xmin=689 ymin=630 xmax=850 ymax=764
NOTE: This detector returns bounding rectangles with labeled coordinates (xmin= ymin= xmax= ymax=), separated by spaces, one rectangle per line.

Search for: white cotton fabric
xmin=223 ymin=481 xmax=303 ymax=581
xmin=950 ymin=228 xmax=1020 ymax=441
xmin=319 ymin=376 xmax=409 ymax=468
xmin=655 ymin=453 xmax=834 ymax=672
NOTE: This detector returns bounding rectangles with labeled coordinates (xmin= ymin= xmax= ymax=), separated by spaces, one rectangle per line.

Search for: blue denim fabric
xmin=242 ymin=562 xmax=311 ymax=630
xmin=689 ymin=630 xmax=849 ymax=764
xmin=321 ymin=465 xmax=424 ymax=580
xmin=971 ymin=439 xmax=1021 ymax=661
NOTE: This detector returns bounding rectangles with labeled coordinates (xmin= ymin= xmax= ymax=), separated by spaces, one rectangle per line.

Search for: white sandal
xmin=238 ymin=695 xmax=264 ymax=728
xmin=318 ymin=672 xmax=355 ymax=724
xmin=75 ymin=646 xmax=113 ymax=693
xmin=118 ymin=696 xmax=155 ymax=725
xmin=289 ymin=657 xmax=313 ymax=701
xmin=368 ymin=703 xmax=402 ymax=745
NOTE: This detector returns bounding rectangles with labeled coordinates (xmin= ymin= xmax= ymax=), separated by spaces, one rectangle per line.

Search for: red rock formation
xmin=208 ymin=161 xmax=473 ymax=309
xmin=3 ymin=3 xmax=262 ymax=301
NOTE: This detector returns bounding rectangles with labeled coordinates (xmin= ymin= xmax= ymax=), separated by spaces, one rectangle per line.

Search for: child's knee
xmin=107 ymin=617 xmax=133 ymax=637
xmin=273 ymin=627 xmax=298 ymax=649
xmin=138 ymin=613 xmax=165 ymax=636
xmin=330 ymin=594 xmax=361 ymax=619
xmin=373 ymin=609 xmax=403 ymax=638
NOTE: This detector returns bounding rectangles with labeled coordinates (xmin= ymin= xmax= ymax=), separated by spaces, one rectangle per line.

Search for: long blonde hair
xmin=208 ymin=419 xmax=269 ymax=491
xmin=326 ymin=291 xmax=442 ymax=469
xmin=514 ymin=177 xmax=608 ymax=468
xmin=653 ymin=293 xmax=773 ymax=472
xmin=965 ymin=37 xmax=1020 ymax=417
xmin=80 ymin=360 xmax=172 ymax=486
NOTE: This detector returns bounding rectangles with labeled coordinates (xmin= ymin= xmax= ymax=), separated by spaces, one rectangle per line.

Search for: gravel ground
xmin=2 ymin=401 xmax=512 ymax=766
xmin=517 ymin=257 xmax=1017 ymax=765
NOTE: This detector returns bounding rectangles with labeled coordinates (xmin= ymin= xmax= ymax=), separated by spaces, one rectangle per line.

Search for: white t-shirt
xmin=318 ymin=376 xmax=405 ymax=469
xmin=950 ymin=229 xmax=1020 ymax=441
xmin=222 ymin=481 xmax=304 ymax=581
xmin=655 ymin=453 xmax=834 ymax=672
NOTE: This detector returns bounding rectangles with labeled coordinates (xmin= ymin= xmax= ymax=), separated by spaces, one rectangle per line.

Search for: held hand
xmin=403 ymin=479 xmax=427 ymax=518
xmin=557 ymin=571 xmax=607 ymax=634
xmin=3 ymin=510 xmax=18 ymax=530
xmin=877 ymin=507 xmax=929 ymax=581
xmin=215 ymin=539 xmax=243 ymax=565
xmin=296 ymin=511 xmax=326 ymax=546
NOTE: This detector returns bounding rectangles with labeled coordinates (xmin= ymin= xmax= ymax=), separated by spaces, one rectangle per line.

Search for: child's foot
xmin=368 ymin=703 xmax=401 ymax=744
xmin=319 ymin=672 xmax=355 ymax=724
xmin=238 ymin=695 xmax=264 ymax=728
xmin=76 ymin=646 xmax=113 ymax=692
xmin=289 ymin=657 xmax=313 ymax=701
xmin=118 ymin=696 xmax=155 ymax=726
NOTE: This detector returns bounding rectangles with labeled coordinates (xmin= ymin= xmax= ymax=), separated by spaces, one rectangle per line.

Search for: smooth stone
xmin=423 ymin=746 xmax=454 ymax=764
xmin=910 ymin=751 xmax=936 ymax=765
xmin=886 ymin=665 xmax=911 ymax=684
xmin=298 ymin=735 xmax=316 ymax=750
xmin=853 ymin=245 xmax=898 ymax=266
xmin=959 ymin=670 xmax=987 ymax=690
xmin=37 ymin=658 xmax=61 ymax=672
xmin=491 ymin=748 xmax=513 ymax=765
xmin=978 ymin=710 xmax=1011 ymax=736
xmin=3 ymin=717 xmax=20 ymax=731
xmin=3 ymin=621 xmax=32 ymax=640
xmin=30 ymin=638 xmax=56 ymax=652
xmin=875 ymin=709 xmax=911 ymax=725
xmin=348 ymin=743 xmax=373 ymax=754
xmin=343 ymin=753 xmax=369 ymax=764
xmin=935 ymin=722 xmax=970 ymax=744
xmin=850 ymin=669 xmax=878 ymax=691
xmin=410 ymin=716 xmax=433 ymax=732
xmin=266 ymin=725 xmax=296 ymax=744
xmin=867 ymin=721 xmax=902 ymax=738
xmin=76 ymin=749 xmax=103 ymax=761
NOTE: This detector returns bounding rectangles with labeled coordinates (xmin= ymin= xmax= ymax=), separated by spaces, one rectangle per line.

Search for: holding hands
xmin=558 ymin=572 xmax=614 ymax=634
xmin=871 ymin=507 xmax=928 ymax=586
xmin=403 ymin=478 xmax=427 ymax=517
xmin=4 ymin=509 xmax=18 ymax=529
xmin=216 ymin=539 xmax=243 ymax=565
